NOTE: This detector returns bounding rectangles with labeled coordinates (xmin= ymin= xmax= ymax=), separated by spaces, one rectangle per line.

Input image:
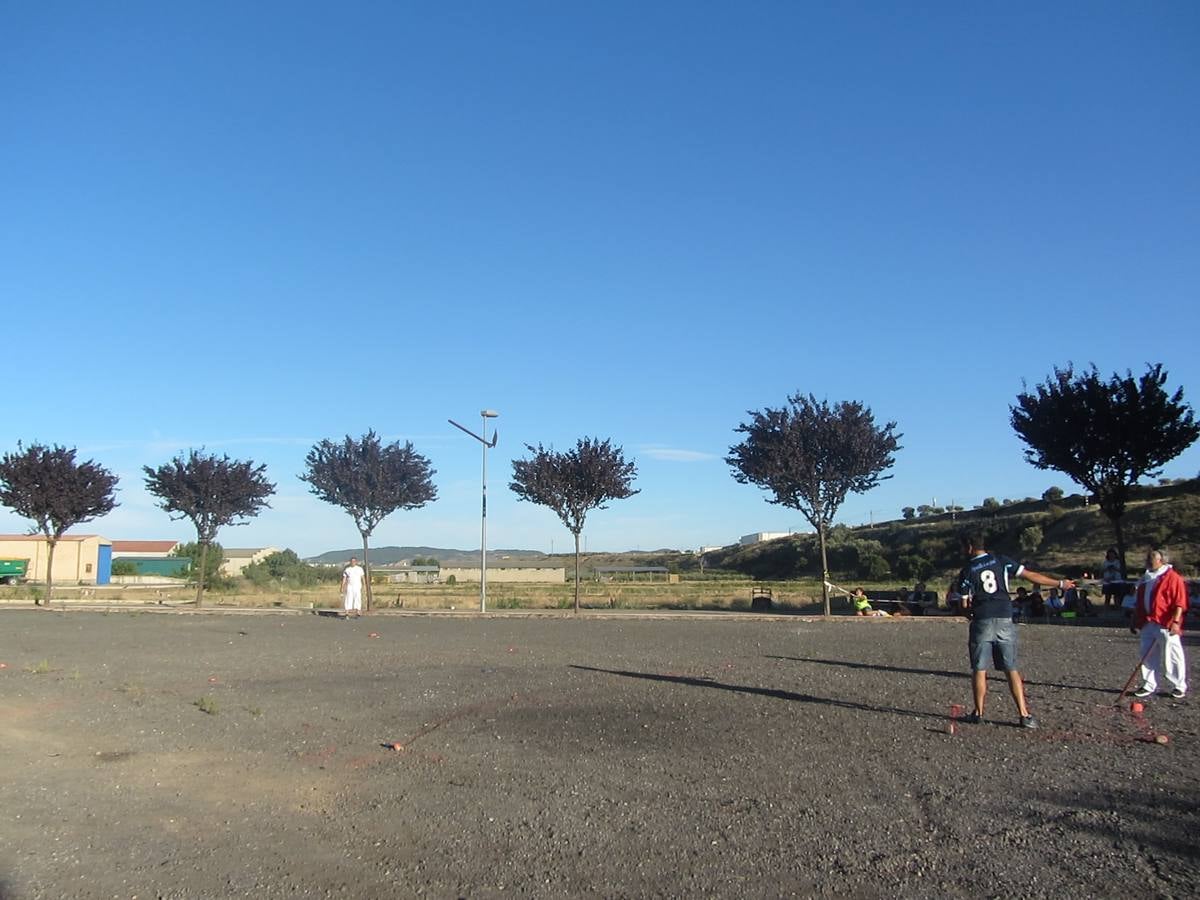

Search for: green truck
xmin=0 ymin=558 xmax=30 ymax=585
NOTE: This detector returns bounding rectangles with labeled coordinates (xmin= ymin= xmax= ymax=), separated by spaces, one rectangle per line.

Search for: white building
xmin=739 ymin=531 xmax=808 ymax=546
xmin=220 ymin=547 xmax=281 ymax=577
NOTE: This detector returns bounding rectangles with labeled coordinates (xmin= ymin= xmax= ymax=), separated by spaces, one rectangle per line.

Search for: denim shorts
xmin=969 ymin=618 xmax=1018 ymax=672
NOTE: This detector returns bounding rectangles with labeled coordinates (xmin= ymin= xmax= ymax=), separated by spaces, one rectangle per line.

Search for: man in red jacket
xmin=1131 ymin=548 xmax=1189 ymax=699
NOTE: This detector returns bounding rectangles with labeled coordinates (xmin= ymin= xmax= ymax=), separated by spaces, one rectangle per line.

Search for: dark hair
xmin=960 ymin=531 xmax=985 ymax=552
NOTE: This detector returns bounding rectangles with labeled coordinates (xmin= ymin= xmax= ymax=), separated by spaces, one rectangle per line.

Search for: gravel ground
xmin=0 ymin=609 xmax=1196 ymax=899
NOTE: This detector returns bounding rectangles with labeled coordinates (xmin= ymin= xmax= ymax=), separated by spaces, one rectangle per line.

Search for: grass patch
xmin=193 ymin=696 xmax=219 ymax=715
xmin=246 ymin=706 xmax=263 ymax=717
xmin=27 ymin=659 xmax=52 ymax=675
xmin=116 ymin=682 xmax=147 ymax=704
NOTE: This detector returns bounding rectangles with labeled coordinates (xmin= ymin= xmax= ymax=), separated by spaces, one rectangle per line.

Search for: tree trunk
xmin=43 ymin=536 xmax=57 ymax=607
xmin=573 ymin=531 xmax=581 ymax=614
xmin=818 ymin=523 xmax=831 ymax=618
xmin=361 ymin=534 xmax=373 ymax=613
xmin=195 ymin=541 xmax=209 ymax=606
xmin=1112 ymin=515 xmax=1127 ymax=580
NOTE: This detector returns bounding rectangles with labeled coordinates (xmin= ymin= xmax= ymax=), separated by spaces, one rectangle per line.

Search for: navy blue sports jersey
xmin=955 ymin=552 xmax=1025 ymax=620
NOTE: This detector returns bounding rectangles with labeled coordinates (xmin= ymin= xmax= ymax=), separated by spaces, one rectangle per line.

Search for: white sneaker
xmin=1133 ymin=687 xmax=1154 ymax=699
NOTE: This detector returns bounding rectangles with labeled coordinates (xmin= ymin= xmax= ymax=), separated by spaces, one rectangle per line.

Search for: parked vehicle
xmin=0 ymin=558 xmax=30 ymax=585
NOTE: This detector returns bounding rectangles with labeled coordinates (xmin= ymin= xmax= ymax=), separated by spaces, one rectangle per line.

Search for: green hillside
xmin=303 ymin=480 xmax=1199 ymax=587
xmin=703 ymin=479 xmax=1200 ymax=584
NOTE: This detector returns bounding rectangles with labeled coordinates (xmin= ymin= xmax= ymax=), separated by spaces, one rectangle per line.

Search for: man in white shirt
xmin=341 ymin=557 xmax=366 ymax=617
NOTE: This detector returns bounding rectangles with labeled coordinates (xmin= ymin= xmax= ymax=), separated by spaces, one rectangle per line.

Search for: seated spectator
xmin=946 ymin=588 xmax=965 ymax=616
xmin=1047 ymin=587 xmax=1065 ymax=615
xmin=1028 ymin=587 xmax=1046 ymax=618
xmin=1076 ymin=588 xmax=1095 ymax=616
xmin=852 ymin=587 xmax=889 ymax=617
xmin=908 ymin=581 xmax=929 ymax=616
xmin=1063 ymin=585 xmax=1093 ymax=616
xmin=1013 ymin=587 xmax=1030 ymax=622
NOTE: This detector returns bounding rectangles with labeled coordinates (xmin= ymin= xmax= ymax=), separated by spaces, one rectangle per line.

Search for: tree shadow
xmin=1033 ymin=783 xmax=1200 ymax=861
xmin=767 ymin=655 xmax=1119 ymax=695
xmin=569 ymin=664 xmax=949 ymax=722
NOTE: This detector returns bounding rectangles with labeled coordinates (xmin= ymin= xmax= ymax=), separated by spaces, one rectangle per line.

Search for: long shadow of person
xmin=569 ymin=664 xmax=951 ymax=723
xmin=769 ymin=655 xmax=1119 ymax=695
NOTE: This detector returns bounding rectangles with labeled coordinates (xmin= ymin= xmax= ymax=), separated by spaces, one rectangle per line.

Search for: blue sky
xmin=2 ymin=2 xmax=1198 ymax=558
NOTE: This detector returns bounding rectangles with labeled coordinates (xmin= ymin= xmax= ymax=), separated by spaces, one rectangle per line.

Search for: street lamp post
xmin=448 ymin=410 xmax=499 ymax=612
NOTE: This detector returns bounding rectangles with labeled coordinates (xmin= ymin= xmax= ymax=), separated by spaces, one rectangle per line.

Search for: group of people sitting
xmin=1011 ymin=585 xmax=1095 ymax=620
xmin=850 ymin=582 xmax=1098 ymax=619
xmin=851 ymin=583 xmax=933 ymax=617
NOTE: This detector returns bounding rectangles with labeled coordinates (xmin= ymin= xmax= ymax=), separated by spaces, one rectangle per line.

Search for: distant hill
xmin=304 ymin=479 xmax=1200 ymax=581
xmin=305 ymin=546 xmax=552 ymax=566
xmin=704 ymin=479 xmax=1200 ymax=582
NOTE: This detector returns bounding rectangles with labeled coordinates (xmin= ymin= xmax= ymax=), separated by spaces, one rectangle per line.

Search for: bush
xmin=859 ymin=553 xmax=890 ymax=580
xmin=1019 ymin=526 xmax=1043 ymax=552
xmin=896 ymin=554 xmax=932 ymax=580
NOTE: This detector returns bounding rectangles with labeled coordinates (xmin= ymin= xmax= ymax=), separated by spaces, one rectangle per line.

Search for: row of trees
xmin=0 ymin=431 xmax=639 ymax=611
xmin=2 ymin=363 xmax=1195 ymax=612
xmin=724 ymin=364 xmax=1197 ymax=614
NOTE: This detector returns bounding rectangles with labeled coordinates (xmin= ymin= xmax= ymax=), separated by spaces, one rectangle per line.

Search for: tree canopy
xmin=300 ymin=430 xmax=437 ymax=610
xmin=144 ymin=449 xmax=275 ymax=604
xmin=727 ymin=394 xmax=901 ymax=616
xmin=510 ymin=438 xmax=638 ymax=612
xmin=0 ymin=442 xmax=119 ymax=606
xmin=1011 ymin=363 xmax=1199 ymax=572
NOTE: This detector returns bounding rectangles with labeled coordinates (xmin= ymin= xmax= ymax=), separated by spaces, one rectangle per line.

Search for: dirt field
xmin=1 ymin=610 xmax=1196 ymax=899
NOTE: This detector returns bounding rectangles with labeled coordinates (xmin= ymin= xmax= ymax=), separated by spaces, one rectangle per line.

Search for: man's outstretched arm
xmin=1021 ymin=568 xmax=1075 ymax=591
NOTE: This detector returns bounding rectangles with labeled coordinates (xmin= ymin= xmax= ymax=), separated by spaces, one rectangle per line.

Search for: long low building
xmin=0 ymin=534 xmax=113 ymax=585
xmin=439 ymin=566 xmax=565 ymax=584
xmin=111 ymin=540 xmax=180 ymax=558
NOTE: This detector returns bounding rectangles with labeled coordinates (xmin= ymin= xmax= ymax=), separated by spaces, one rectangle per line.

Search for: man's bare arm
xmin=1022 ymin=569 xmax=1075 ymax=591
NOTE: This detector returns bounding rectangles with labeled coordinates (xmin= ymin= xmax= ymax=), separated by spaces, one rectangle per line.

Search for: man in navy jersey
xmin=954 ymin=532 xmax=1075 ymax=728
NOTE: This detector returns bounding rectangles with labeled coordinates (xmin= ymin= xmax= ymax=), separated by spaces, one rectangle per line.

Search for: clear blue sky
xmin=3 ymin=3 xmax=1198 ymax=558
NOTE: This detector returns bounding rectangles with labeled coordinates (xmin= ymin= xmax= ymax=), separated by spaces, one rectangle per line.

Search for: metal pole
xmin=481 ymin=411 xmax=488 ymax=613
xmin=448 ymin=411 xmax=498 ymax=615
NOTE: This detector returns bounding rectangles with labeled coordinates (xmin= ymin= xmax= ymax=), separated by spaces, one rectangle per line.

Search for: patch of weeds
xmin=494 ymin=596 xmax=523 ymax=609
xmin=116 ymin=682 xmax=147 ymax=704
xmin=27 ymin=659 xmax=52 ymax=675
xmin=193 ymin=696 xmax=219 ymax=715
xmin=69 ymin=668 xmax=82 ymax=680
xmin=556 ymin=596 xmax=574 ymax=609
xmin=246 ymin=706 xmax=263 ymax=717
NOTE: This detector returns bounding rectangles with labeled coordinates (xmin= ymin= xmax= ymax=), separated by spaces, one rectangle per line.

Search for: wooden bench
xmin=751 ymin=587 xmax=773 ymax=611
xmin=864 ymin=590 xmax=939 ymax=614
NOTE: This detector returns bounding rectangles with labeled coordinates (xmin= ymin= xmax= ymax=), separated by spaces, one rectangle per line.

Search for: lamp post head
xmin=481 ymin=409 xmax=499 ymax=418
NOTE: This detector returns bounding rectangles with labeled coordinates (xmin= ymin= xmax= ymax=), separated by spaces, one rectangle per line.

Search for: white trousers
xmin=1139 ymin=622 xmax=1188 ymax=695
xmin=343 ymin=585 xmax=362 ymax=613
